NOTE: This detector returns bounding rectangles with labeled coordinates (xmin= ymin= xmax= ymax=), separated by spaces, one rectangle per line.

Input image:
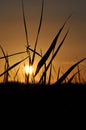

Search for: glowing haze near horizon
xmin=0 ymin=0 xmax=86 ymax=83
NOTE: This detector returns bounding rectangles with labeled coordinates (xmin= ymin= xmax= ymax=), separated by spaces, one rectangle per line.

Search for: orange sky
xmin=0 ymin=0 xmax=86 ymax=83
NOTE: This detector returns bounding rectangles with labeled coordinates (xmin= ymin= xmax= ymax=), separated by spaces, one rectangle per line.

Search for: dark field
xmin=0 ymin=82 xmax=86 ymax=126
xmin=0 ymin=82 xmax=86 ymax=113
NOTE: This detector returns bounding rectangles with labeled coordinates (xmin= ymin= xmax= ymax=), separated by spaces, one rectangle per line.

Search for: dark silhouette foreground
xmin=0 ymin=82 xmax=86 ymax=117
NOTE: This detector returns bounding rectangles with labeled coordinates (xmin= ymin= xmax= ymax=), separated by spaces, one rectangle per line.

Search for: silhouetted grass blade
xmin=39 ymin=30 xmax=69 ymax=83
xmin=43 ymin=62 xmax=46 ymax=84
xmin=55 ymin=58 xmax=86 ymax=85
xmin=28 ymin=47 xmax=42 ymax=57
xmin=4 ymin=53 xmax=10 ymax=83
xmin=77 ymin=65 xmax=81 ymax=83
xmin=53 ymin=65 xmax=58 ymax=75
xmin=21 ymin=0 xmax=31 ymax=65
xmin=68 ymin=71 xmax=79 ymax=84
xmin=57 ymin=67 xmax=60 ymax=81
xmin=0 ymin=56 xmax=29 ymax=77
xmin=0 ymin=51 xmax=26 ymax=60
xmin=48 ymin=63 xmax=52 ymax=85
xmin=31 ymin=0 xmax=44 ymax=65
xmin=22 ymin=0 xmax=29 ymax=47
xmin=0 ymin=45 xmax=10 ymax=82
xmin=0 ymin=45 xmax=6 ymax=58
xmin=0 ymin=48 xmax=41 ymax=60
xmin=35 ymin=16 xmax=71 ymax=76
xmin=14 ymin=67 xmax=20 ymax=81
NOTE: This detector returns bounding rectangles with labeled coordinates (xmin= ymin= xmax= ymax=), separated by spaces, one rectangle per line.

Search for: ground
xmin=0 ymin=82 xmax=86 ymax=118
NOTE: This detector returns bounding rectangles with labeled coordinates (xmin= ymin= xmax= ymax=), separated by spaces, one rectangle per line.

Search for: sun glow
xmin=24 ymin=65 xmax=33 ymax=75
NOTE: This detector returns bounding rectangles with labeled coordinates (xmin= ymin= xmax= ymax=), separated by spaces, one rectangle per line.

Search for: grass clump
xmin=0 ymin=0 xmax=86 ymax=85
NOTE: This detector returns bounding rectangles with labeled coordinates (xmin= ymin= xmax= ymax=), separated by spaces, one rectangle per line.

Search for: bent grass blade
xmin=0 ymin=56 xmax=29 ymax=77
xmin=0 ymin=48 xmax=42 ymax=60
xmin=55 ymin=58 xmax=86 ymax=85
xmin=39 ymin=30 xmax=69 ymax=83
xmin=0 ymin=50 xmax=26 ymax=60
xmin=35 ymin=16 xmax=71 ymax=76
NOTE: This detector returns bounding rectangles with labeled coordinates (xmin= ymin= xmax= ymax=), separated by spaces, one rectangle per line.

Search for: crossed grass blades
xmin=0 ymin=0 xmax=86 ymax=85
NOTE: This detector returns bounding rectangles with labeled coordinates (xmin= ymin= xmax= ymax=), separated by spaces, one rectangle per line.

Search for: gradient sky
xmin=0 ymin=0 xmax=86 ymax=82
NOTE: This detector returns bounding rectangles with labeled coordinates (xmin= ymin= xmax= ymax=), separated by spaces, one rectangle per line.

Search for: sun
xmin=24 ymin=65 xmax=33 ymax=75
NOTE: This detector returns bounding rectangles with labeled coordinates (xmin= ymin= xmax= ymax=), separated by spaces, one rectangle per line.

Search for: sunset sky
xmin=0 ymin=0 xmax=86 ymax=83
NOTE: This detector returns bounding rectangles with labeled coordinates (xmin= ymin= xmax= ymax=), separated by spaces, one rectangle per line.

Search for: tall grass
xmin=14 ymin=67 xmax=20 ymax=82
xmin=0 ymin=0 xmax=85 ymax=85
xmin=54 ymin=58 xmax=86 ymax=85
xmin=0 ymin=45 xmax=10 ymax=83
xmin=31 ymin=0 xmax=44 ymax=65
xmin=35 ymin=16 xmax=71 ymax=76
xmin=77 ymin=65 xmax=81 ymax=83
